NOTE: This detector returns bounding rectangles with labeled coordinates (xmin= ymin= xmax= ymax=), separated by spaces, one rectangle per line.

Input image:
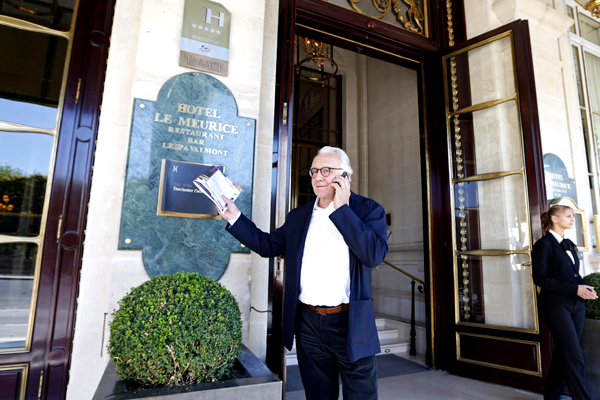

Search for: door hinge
xmin=56 ymin=214 xmax=63 ymax=243
xmin=37 ymin=370 xmax=44 ymax=399
xmin=282 ymin=103 xmax=288 ymax=125
xmin=75 ymin=78 xmax=82 ymax=104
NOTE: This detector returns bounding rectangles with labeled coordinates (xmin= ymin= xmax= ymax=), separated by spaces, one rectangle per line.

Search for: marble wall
xmin=66 ymin=0 xmax=279 ymax=398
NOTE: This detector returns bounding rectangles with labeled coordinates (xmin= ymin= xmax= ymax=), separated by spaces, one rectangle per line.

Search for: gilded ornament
xmin=347 ymin=0 xmax=426 ymax=35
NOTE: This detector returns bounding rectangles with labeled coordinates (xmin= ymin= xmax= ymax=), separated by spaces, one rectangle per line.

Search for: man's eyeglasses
xmin=308 ymin=167 xmax=343 ymax=178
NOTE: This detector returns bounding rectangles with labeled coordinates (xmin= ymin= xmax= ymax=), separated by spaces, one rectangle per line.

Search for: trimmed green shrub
xmin=584 ymin=272 xmax=600 ymax=320
xmin=108 ymin=272 xmax=242 ymax=386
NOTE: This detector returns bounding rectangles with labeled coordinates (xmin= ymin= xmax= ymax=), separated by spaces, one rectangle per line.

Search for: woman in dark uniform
xmin=532 ymin=205 xmax=598 ymax=400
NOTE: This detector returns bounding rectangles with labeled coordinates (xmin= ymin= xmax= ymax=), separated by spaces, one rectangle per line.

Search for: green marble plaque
xmin=119 ymin=72 xmax=254 ymax=280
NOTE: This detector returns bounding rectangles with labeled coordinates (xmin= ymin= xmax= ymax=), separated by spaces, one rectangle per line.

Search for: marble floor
xmin=284 ymin=369 xmax=548 ymax=400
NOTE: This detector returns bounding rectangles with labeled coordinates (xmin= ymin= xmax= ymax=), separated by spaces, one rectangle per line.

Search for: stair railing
xmin=382 ymin=260 xmax=424 ymax=356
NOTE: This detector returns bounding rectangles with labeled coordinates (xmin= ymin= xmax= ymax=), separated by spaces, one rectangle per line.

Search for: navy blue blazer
xmin=532 ymin=233 xmax=585 ymax=300
xmin=226 ymin=192 xmax=388 ymax=362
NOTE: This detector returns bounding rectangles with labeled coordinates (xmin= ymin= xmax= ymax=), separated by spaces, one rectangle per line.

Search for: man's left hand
xmin=332 ymin=174 xmax=350 ymax=209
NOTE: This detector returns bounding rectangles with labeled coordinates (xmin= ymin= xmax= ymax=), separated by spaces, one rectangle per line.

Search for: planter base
xmin=582 ymin=318 xmax=600 ymax=399
xmin=93 ymin=345 xmax=281 ymax=399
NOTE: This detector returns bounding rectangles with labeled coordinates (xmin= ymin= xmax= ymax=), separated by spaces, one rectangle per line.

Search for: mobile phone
xmin=336 ymin=171 xmax=348 ymax=187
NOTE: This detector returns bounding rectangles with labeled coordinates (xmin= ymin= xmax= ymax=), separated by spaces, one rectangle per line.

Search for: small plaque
xmin=180 ymin=0 xmax=231 ymax=76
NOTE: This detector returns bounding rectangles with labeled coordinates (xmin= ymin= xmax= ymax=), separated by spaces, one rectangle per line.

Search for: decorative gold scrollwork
xmin=585 ymin=0 xmax=600 ymax=18
xmin=347 ymin=0 xmax=425 ymax=35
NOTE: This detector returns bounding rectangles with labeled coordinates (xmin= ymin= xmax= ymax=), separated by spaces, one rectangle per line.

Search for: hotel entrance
xmin=269 ymin=0 xmax=550 ymax=394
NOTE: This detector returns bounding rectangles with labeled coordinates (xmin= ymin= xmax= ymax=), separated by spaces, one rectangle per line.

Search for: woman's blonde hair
xmin=541 ymin=205 xmax=573 ymax=234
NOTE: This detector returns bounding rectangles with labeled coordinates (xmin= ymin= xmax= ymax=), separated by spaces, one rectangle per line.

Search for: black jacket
xmin=226 ymin=192 xmax=388 ymax=362
xmin=532 ymin=233 xmax=585 ymax=298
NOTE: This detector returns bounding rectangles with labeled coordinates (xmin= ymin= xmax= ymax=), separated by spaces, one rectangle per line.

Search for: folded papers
xmin=193 ymin=166 xmax=242 ymax=213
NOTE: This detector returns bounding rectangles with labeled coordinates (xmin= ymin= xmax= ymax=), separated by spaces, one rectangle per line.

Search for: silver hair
xmin=317 ymin=146 xmax=354 ymax=176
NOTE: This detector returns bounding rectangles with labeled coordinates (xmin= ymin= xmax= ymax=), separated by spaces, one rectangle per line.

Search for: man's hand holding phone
xmin=332 ymin=171 xmax=350 ymax=209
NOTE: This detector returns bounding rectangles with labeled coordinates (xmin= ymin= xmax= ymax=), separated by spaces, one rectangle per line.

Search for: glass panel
xmin=584 ymin=52 xmax=600 ymax=196
xmin=567 ymin=6 xmax=576 ymax=34
xmin=451 ymin=101 xmax=523 ymax=179
xmin=447 ymin=35 xmax=516 ymax=110
xmin=580 ymin=13 xmax=600 ymax=46
xmin=0 ymin=25 xmax=68 ymax=129
xmin=457 ymin=253 xmax=535 ymax=330
xmin=573 ymin=47 xmax=585 ymax=107
xmin=454 ymin=174 xmax=529 ymax=251
xmin=293 ymin=144 xmax=319 ymax=208
xmin=0 ymin=131 xmax=53 ymax=236
xmin=295 ymin=70 xmax=339 ymax=145
xmin=0 ymin=243 xmax=38 ymax=349
xmin=0 ymin=0 xmax=75 ymax=31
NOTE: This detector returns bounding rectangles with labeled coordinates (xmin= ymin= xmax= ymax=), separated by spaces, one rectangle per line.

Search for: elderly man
xmin=219 ymin=146 xmax=388 ymax=400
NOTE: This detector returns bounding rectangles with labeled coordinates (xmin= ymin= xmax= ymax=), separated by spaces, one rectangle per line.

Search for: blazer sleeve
xmin=329 ymin=201 xmax=388 ymax=268
xmin=226 ymin=213 xmax=287 ymax=258
xmin=531 ymin=239 xmax=578 ymax=296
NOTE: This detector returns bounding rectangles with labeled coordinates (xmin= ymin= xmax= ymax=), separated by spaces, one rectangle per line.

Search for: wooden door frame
xmin=436 ymin=20 xmax=550 ymax=393
xmin=0 ymin=0 xmax=116 ymax=398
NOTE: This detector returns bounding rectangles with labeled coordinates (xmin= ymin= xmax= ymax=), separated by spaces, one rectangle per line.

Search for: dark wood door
xmin=434 ymin=19 xmax=550 ymax=392
xmin=0 ymin=0 xmax=115 ymax=398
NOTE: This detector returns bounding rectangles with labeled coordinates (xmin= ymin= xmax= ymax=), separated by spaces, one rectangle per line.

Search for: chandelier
xmin=296 ymin=37 xmax=338 ymax=83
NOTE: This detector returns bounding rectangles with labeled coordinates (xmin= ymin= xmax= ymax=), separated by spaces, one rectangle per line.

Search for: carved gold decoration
xmin=446 ymin=0 xmax=455 ymax=46
xmin=347 ymin=0 xmax=425 ymax=35
xmin=585 ymin=0 xmax=600 ymax=18
xmin=449 ymin=56 xmax=469 ymax=320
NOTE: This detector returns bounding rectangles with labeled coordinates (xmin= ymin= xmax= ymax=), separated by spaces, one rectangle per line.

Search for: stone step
xmin=286 ymin=318 xmax=410 ymax=366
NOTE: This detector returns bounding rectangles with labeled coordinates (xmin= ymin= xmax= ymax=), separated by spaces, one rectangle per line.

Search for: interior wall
xmin=363 ymin=57 xmax=426 ymax=325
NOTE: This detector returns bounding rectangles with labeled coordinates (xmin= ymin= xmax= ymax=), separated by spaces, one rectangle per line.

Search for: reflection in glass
xmin=580 ymin=13 xmax=600 ymax=47
xmin=0 ymin=24 xmax=68 ymax=129
xmin=458 ymin=253 xmax=535 ymax=330
xmin=0 ymin=243 xmax=37 ymax=349
xmin=0 ymin=131 xmax=53 ymax=236
xmin=293 ymin=144 xmax=319 ymax=208
xmin=452 ymin=101 xmax=523 ymax=179
xmin=567 ymin=6 xmax=576 ymax=34
xmin=584 ymin=52 xmax=600 ymax=195
xmin=0 ymin=0 xmax=75 ymax=31
xmin=447 ymin=35 xmax=515 ymax=110
xmin=294 ymin=68 xmax=340 ymax=145
xmin=454 ymin=174 xmax=529 ymax=251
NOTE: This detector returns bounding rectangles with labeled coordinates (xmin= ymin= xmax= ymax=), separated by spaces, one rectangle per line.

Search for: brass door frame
xmin=442 ymin=30 xmax=539 ymax=335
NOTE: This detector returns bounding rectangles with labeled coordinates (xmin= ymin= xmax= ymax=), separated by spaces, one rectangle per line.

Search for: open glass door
xmin=440 ymin=20 xmax=548 ymax=390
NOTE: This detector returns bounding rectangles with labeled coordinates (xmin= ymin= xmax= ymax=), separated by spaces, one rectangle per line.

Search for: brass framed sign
xmin=180 ymin=0 xmax=231 ymax=76
xmin=157 ymin=159 xmax=224 ymax=219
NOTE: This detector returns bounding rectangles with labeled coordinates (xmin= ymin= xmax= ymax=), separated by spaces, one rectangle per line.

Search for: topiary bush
xmin=108 ymin=272 xmax=242 ymax=387
xmin=584 ymin=272 xmax=600 ymax=320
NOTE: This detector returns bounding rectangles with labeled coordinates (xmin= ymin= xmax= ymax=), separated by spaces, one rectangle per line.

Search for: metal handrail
xmin=382 ymin=259 xmax=425 ymax=357
xmin=382 ymin=260 xmax=425 ymax=286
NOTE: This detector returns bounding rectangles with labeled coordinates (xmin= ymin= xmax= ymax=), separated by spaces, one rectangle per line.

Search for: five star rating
xmin=191 ymin=23 xmax=221 ymax=34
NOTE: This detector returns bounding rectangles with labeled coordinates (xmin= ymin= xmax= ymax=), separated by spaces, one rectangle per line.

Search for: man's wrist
xmin=228 ymin=211 xmax=242 ymax=225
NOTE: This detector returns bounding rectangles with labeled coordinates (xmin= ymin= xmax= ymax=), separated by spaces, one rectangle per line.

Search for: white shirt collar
xmin=313 ymin=198 xmax=335 ymax=212
xmin=549 ymin=229 xmax=563 ymax=243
